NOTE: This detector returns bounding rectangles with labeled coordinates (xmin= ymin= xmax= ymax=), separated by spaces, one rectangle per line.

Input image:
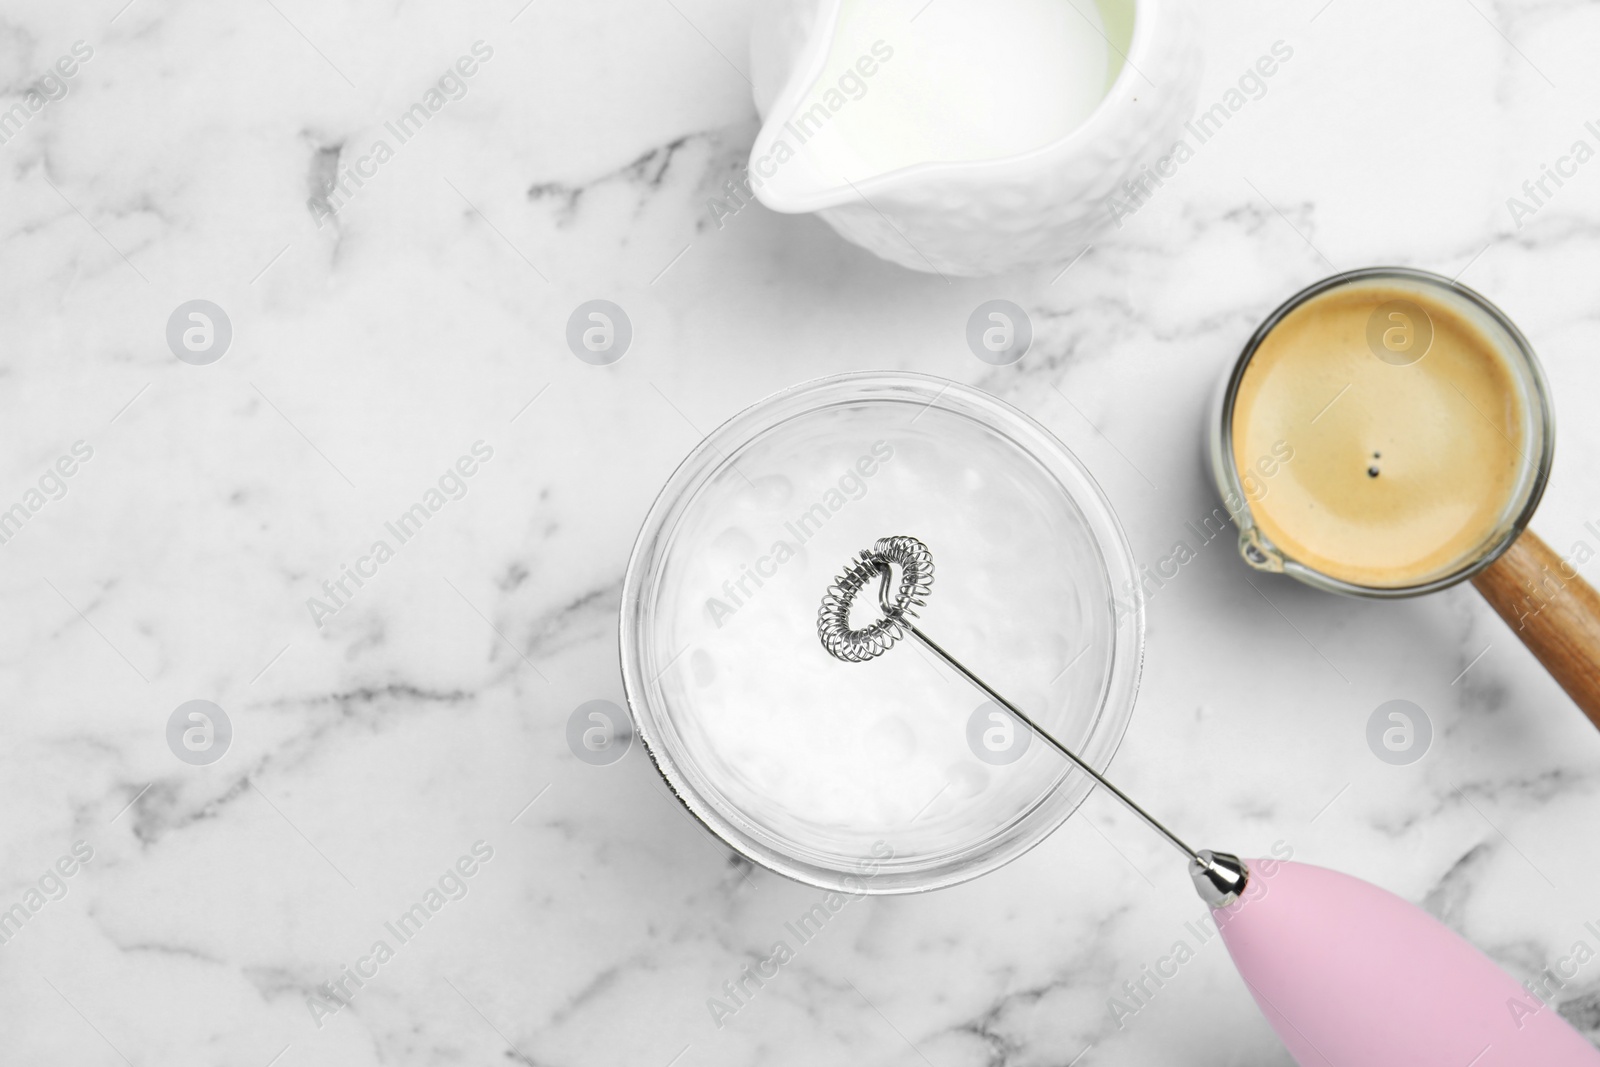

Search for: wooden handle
xmin=1471 ymin=529 xmax=1600 ymax=729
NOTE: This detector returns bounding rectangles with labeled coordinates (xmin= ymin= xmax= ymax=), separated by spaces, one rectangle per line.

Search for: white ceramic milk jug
xmin=746 ymin=0 xmax=1200 ymax=276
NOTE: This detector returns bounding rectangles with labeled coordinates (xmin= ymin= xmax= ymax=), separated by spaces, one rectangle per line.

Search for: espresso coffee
xmin=1231 ymin=281 xmax=1529 ymax=588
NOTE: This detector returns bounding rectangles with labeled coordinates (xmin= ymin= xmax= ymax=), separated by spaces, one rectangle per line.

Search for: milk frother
xmin=820 ymin=534 xmax=1600 ymax=1067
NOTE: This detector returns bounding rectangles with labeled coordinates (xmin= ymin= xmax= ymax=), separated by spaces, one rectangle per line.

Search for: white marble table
xmin=3 ymin=0 xmax=1599 ymax=1064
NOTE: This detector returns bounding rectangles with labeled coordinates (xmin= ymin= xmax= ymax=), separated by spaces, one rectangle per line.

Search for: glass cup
xmin=620 ymin=372 xmax=1145 ymax=893
xmin=1210 ymin=267 xmax=1600 ymax=725
xmin=1209 ymin=266 xmax=1555 ymax=596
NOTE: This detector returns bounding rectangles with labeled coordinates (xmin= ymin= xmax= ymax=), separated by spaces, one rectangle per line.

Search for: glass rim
xmin=618 ymin=370 xmax=1146 ymax=894
xmin=1214 ymin=266 xmax=1556 ymax=598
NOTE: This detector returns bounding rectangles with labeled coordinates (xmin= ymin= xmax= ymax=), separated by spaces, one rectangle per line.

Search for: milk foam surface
xmin=646 ymin=400 xmax=1119 ymax=866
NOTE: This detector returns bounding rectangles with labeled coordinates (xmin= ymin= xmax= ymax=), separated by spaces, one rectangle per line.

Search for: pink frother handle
xmin=1215 ymin=859 xmax=1600 ymax=1066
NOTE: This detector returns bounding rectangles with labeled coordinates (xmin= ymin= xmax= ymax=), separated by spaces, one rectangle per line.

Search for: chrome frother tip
xmin=820 ymin=535 xmax=1248 ymax=903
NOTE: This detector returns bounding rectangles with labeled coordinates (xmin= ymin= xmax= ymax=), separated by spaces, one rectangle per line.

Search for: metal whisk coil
xmin=817 ymin=535 xmax=934 ymax=662
xmin=815 ymin=534 xmax=1205 ymax=867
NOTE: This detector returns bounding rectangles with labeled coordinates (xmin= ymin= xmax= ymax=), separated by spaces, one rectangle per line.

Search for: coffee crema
xmin=1231 ymin=282 xmax=1529 ymax=588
